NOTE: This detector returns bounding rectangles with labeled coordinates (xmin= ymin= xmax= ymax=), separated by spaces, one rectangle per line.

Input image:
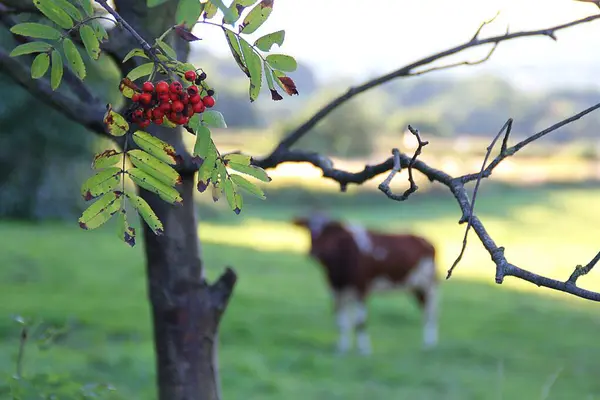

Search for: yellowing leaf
xmin=117 ymin=209 xmax=136 ymax=247
xmin=63 ymin=38 xmax=86 ymax=80
xmin=125 ymin=192 xmax=164 ymax=235
xmin=127 ymin=149 xmax=182 ymax=187
xmin=132 ymin=130 xmax=179 ymax=165
xmin=239 ymin=0 xmax=273 ymax=34
xmin=81 ymin=167 xmax=122 ymax=201
xmin=127 ymin=168 xmax=183 ymax=205
xmin=78 ymin=191 xmax=123 ymax=230
xmin=92 ymin=149 xmax=123 ymax=169
xmin=103 ymin=105 xmax=129 ymax=136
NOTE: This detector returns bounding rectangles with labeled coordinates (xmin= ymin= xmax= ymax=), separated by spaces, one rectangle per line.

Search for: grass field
xmin=2 ymin=184 xmax=600 ymax=399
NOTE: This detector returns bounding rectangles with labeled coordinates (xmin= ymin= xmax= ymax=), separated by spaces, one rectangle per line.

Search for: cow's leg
xmin=333 ymin=289 xmax=356 ymax=354
xmin=354 ymin=295 xmax=371 ymax=356
xmin=413 ymin=284 xmax=438 ymax=349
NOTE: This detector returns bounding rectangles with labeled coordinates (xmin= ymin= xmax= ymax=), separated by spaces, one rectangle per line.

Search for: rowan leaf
xmin=122 ymin=48 xmax=148 ymax=63
xmin=176 ymin=0 xmax=204 ymax=28
xmin=78 ymin=191 xmax=123 ymax=230
xmin=239 ymin=0 xmax=273 ymax=34
xmin=222 ymin=177 xmax=241 ymax=213
xmin=127 ymin=149 xmax=182 ymax=187
xmin=273 ymin=70 xmax=298 ymax=96
xmin=63 ymin=38 xmax=86 ymax=80
xmin=197 ymin=146 xmax=218 ymax=193
xmin=31 ymin=53 xmax=50 ymax=79
xmin=127 ymin=168 xmax=183 ymax=205
xmin=254 ymin=30 xmax=285 ymax=52
xmin=228 ymin=162 xmax=271 ymax=182
xmin=52 ymin=0 xmax=83 ymax=21
xmin=203 ymin=1 xmax=218 ymax=19
xmin=202 ymin=110 xmax=227 ymax=128
xmin=92 ymin=149 xmax=122 ymax=169
xmin=231 ymin=173 xmax=265 ymax=199
xmin=91 ymin=20 xmax=109 ymax=42
xmin=10 ymin=23 xmax=62 ymax=40
xmin=125 ymin=192 xmax=164 ymax=235
xmin=193 ymin=125 xmax=213 ymax=159
xmin=223 ymin=0 xmax=257 ymax=25
xmin=76 ymin=0 xmax=94 ymax=17
xmin=126 ymin=62 xmax=154 ymax=82
xmin=81 ymin=167 xmax=122 ymax=201
xmin=103 ymin=105 xmax=129 ymax=136
xmin=132 ymin=130 xmax=179 ymax=165
xmin=239 ymin=38 xmax=261 ymax=101
xmin=223 ymin=28 xmax=249 ymax=77
xmin=266 ymin=54 xmax=296 ymax=72
xmin=156 ymin=39 xmax=176 ymax=59
xmin=33 ymin=0 xmax=74 ymax=29
xmin=264 ymin=67 xmax=282 ymax=100
xmin=117 ymin=209 xmax=136 ymax=247
xmin=224 ymin=153 xmax=252 ymax=164
xmin=50 ymin=49 xmax=63 ymax=90
xmin=80 ymin=24 xmax=100 ymax=60
xmin=10 ymin=41 xmax=52 ymax=57
xmin=208 ymin=0 xmax=235 ymax=22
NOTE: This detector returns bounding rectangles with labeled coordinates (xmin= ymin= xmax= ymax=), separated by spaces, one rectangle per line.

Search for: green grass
xmin=2 ymin=185 xmax=600 ymax=399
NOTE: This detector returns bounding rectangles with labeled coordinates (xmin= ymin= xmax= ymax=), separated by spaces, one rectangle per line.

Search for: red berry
xmin=139 ymin=119 xmax=151 ymax=128
xmin=190 ymin=95 xmax=201 ymax=104
xmin=171 ymin=100 xmax=184 ymax=113
xmin=144 ymin=109 xmax=152 ymax=119
xmin=159 ymin=102 xmax=172 ymax=113
xmin=159 ymin=94 xmax=170 ymax=103
xmin=156 ymin=81 xmax=169 ymax=94
xmin=168 ymin=112 xmax=179 ymax=122
xmin=183 ymin=104 xmax=194 ymax=117
xmin=202 ymin=96 xmax=215 ymax=108
xmin=133 ymin=109 xmax=144 ymax=119
xmin=152 ymin=108 xmax=164 ymax=120
xmin=169 ymin=81 xmax=183 ymax=94
xmin=169 ymin=92 xmax=179 ymax=102
xmin=142 ymin=81 xmax=154 ymax=93
xmin=153 ymin=118 xmax=163 ymax=125
xmin=181 ymin=93 xmax=189 ymax=105
xmin=132 ymin=93 xmax=141 ymax=102
xmin=178 ymin=115 xmax=189 ymax=125
xmin=184 ymin=70 xmax=196 ymax=82
xmin=187 ymin=85 xmax=199 ymax=96
xmin=140 ymin=93 xmax=152 ymax=105
xmin=192 ymin=102 xmax=205 ymax=114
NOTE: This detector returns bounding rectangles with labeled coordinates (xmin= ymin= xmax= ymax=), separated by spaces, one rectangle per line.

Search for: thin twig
xmin=566 ymin=250 xmax=600 ymax=285
xmin=472 ymin=10 xmax=502 ymax=41
xmin=446 ymin=119 xmax=512 ymax=279
xmin=408 ymin=42 xmax=499 ymax=77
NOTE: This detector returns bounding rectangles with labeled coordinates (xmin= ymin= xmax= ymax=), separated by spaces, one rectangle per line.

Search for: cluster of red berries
xmin=127 ymin=70 xmax=215 ymax=128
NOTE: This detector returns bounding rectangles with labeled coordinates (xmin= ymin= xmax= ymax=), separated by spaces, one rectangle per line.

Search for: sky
xmin=193 ymin=0 xmax=600 ymax=90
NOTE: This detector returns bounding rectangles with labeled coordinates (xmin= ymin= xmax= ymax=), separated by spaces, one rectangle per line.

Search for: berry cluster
xmin=126 ymin=70 xmax=215 ymax=128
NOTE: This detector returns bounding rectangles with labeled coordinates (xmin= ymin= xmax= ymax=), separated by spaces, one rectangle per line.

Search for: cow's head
xmin=293 ymin=211 xmax=346 ymax=256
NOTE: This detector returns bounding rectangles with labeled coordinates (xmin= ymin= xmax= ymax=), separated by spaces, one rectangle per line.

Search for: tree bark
xmin=112 ymin=2 xmax=237 ymax=399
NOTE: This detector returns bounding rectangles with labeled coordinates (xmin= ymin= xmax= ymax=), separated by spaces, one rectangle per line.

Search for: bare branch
xmin=256 ymin=13 xmax=600 ymax=161
xmin=378 ymin=126 xmax=429 ymax=201
xmin=471 ymin=10 xmax=501 ymax=41
xmin=567 ymin=251 xmax=600 ymax=285
xmin=447 ymin=119 xmax=513 ymax=279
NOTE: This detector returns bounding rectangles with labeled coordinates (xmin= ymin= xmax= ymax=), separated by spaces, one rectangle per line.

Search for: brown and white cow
xmin=293 ymin=212 xmax=439 ymax=355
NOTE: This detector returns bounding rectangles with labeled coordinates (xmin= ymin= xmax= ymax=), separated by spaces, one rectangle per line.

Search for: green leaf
xmin=223 ymin=0 xmax=257 ymax=24
xmin=264 ymin=66 xmax=282 ymax=100
xmin=156 ymin=39 xmax=177 ymax=59
xmin=126 ymin=62 xmax=154 ymax=81
xmin=239 ymin=0 xmax=273 ymax=34
xmin=193 ymin=125 xmax=212 ymax=159
xmin=103 ymin=105 xmax=129 ymax=136
xmin=197 ymin=145 xmax=217 ymax=193
xmin=33 ymin=0 xmax=74 ymax=29
xmin=92 ymin=149 xmax=123 ymax=169
xmin=254 ymin=30 xmax=285 ymax=52
xmin=51 ymin=0 xmax=83 ymax=21
xmin=202 ymin=110 xmax=227 ymax=128
xmin=223 ymin=28 xmax=249 ymax=77
xmin=76 ymin=0 xmax=94 ymax=17
xmin=10 ymin=23 xmax=62 ymax=40
xmin=224 ymin=153 xmax=251 ymax=164
xmin=230 ymin=173 xmax=265 ymax=199
xmin=266 ymin=54 xmax=296 ymax=72
xmin=117 ymin=209 xmax=136 ymax=247
xmin=239 ymin=38 xmax=262 ymax=101
xmin=177 ymin=0 xmax=204 ymax=28
xmin=127 ymin=149 xmax=182 ymax=187
xmin=228 ymin=162 xmax=271 ymax=182
xmin=122 ymin=48 xmax=148 ymax=63
xmin=222 ymin=177 xmax=242 ymax=213
xmin=203 ymin=1 xmax=218 ymax=18
xmin=50 ymin=49 xmax=63 ymax=90
xmin=10 ymin=41 xmax=52 ymax=57
xmin=132 ymin=130 xmax=179 ymax=165
xmin=91 ymin=20 xmax=109 ymax=42
xmin=81 ymin=167 xmax=122 ymax=200
xmin=208 ymin=0 xmax=235 ymax=22
xmin=63 ymin=38 xmax=86 ymax=80
xmin=78 ymin=191 xmax=123 ymax=230
xmin=125 ymin=192 xmax=164 ymax=235
xmin=127 ymin=167 xmax=183 ymax=205
xmin=80 ymin=24 xmax=100 ymax=60
xmin=31 ymin=53 xmax=50 ymax=79
xmin=147 ymin=0 xmax=170 ymax=7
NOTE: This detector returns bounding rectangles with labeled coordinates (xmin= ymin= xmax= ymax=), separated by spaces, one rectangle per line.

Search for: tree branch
xmin=209 ymin=267 xmax=237 ymax=319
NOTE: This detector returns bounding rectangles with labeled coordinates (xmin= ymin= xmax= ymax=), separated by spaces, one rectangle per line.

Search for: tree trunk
xmin=113 ymin=2 xmax=237 ymax=399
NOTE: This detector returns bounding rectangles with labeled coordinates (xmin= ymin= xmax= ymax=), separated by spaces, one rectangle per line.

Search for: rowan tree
xmin=3 ymin=1 xmax=600 ymax=400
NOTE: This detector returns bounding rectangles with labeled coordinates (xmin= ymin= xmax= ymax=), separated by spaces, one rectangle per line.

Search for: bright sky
xmin=194 ymin=0 xmax=600 ymax=88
